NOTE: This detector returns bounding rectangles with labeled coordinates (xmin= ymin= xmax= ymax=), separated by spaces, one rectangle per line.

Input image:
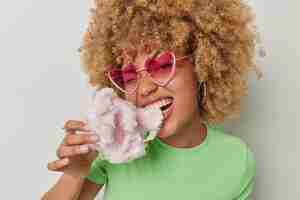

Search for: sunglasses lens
xmin=147 ymin=51 xmax=175 ymax=84
xmin=109 ymin=64 xmax=138 ymax=93
xmin=108 ymin=51 xmax=175 ymax=93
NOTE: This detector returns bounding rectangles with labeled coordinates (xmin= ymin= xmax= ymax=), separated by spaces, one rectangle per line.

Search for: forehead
xmin=118 ymin=40 xmax=163 ymax=61
xmin=120 ymin=48 xmax=163 ymax=68
xmin=116 ymin=39 xmax=185 ymax=70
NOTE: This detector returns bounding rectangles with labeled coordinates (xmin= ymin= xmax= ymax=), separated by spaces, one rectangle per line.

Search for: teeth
xmin=146 ymin=98 xmax=172 ymax=110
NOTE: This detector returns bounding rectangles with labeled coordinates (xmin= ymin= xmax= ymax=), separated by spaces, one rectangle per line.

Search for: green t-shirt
xmin=86 ymin=125 xmax=256 ymax=200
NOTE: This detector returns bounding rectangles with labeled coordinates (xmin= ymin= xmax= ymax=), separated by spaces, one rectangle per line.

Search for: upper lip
xmin=141 ymin=97 xmax=173 ymax=108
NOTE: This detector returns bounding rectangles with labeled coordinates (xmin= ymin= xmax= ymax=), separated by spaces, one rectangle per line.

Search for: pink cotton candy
xmin=85 ymin=88 xmax=163 ymax=164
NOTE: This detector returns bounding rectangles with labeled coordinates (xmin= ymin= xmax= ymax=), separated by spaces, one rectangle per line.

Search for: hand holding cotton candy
xmin=85 ymin=88 xmax=163 ymax=164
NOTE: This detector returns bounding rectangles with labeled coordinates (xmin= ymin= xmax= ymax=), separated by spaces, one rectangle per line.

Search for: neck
xmin=159 ymin=113 xmax=207 ymax=148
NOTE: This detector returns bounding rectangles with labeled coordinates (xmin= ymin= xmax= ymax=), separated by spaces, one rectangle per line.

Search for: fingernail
xmin=90 ymin=135 xmax=99 ymax=142
xmin=61 ymin=158 xmax=69 ymax=165
xmin=77 ymin=130 xmax=90 ymax=135
xmin=87 ymin=144 xmax=97 ymax=151
xmin=80 ymin=145 xmax=89 ymax=153
xmin=83 ymin=124 xmax=92 ymax=131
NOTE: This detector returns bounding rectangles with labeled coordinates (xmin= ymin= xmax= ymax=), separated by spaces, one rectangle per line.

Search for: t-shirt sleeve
xmin=234 ymin=146 xmax=256 ymax=200
xmin=85 ymin=157 xmax=108 ymax=185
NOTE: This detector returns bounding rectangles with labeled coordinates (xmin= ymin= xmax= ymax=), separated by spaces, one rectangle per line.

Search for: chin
xmin=157 ymin=129 xmax=167 ymax=138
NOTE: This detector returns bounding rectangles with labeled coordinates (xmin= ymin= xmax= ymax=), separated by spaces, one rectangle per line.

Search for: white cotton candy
xmin=137 ymin=107 xmax=163 ymax=141
xmin=85 ymin=87 xmax=163 ymax=164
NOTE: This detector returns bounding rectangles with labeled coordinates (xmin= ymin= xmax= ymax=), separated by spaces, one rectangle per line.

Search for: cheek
xmin=171 ymin=67 xmax=197 ymax=93
xmin=169 ymin=69 xmax=198 ymax=110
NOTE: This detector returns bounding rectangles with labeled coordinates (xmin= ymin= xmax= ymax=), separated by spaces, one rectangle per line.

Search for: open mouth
xmin=159 ymin=97 xmax=174 ymax=120
xmin=144 ymin=97 xmax=174 ymax=119
xmin=160 ymin=101 xmax=173 ymax=111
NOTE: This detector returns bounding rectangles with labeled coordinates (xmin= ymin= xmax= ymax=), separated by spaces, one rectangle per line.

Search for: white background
xmin=0 ymin=1 xmax=299 ymax=199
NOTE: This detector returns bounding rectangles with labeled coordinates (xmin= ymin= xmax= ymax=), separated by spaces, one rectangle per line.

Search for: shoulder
xmin=208 ymin=124 xmax=256 ymax=169
xmin=208 ymin=124 xmax=252 ymax=157
xmin=86 ymin=157 xmax=109 ymax=185
xmin=208 ymin=124 xmax=256 ymax=198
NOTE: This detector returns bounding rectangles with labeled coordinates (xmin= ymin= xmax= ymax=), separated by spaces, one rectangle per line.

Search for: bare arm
xmin=42 ymin=173 xmax=84 ymax=200
xmin=78 ymin=179 xmax=104 ymax=200
xmin=42 ymin=173 xmax=103 ymax=200
xmin=43 ymin=120 xmax=101 ymax=200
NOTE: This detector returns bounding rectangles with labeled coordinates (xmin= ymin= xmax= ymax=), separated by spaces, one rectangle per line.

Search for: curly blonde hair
xmin=79 ymin=0 xmax=263 ymax=123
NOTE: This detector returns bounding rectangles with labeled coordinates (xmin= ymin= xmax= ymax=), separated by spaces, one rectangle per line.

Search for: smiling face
xmin=122 ymin=48 xmax=202 ymax=139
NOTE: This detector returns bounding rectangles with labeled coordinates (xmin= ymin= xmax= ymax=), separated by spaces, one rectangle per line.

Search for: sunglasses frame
xmin=104 ymin=50 xmax=192 ymax=95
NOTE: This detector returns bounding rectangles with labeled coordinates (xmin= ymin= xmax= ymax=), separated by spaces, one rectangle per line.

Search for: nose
xmin=137 ymin=70 xmax=158 ymax=97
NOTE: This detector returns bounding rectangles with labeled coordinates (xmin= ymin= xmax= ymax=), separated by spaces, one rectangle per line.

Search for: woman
xmin=43 ymin=0 xmax=261 ymax=199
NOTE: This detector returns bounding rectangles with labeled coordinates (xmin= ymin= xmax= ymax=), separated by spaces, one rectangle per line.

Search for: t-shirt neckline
xmin=154 ymin=124 xmax=211 ymax=153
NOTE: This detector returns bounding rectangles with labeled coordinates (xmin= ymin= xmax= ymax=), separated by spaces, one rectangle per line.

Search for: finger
xmin=57 ymin=144 xmax=90 ymax=158
xmin=63 ymin=120 xmax=90 ymax=132
xmin=87 ymin=143 xmax=99 ymax=151
xmin=47 ymin=158 xmax=69 ymax=171
xmin=64 ymin=133 xmax=99 ymax=146
xmin=86 ymin=148 xmax=99 ymax=163
xmin=61 ymin=130 xmax=95 ymax=147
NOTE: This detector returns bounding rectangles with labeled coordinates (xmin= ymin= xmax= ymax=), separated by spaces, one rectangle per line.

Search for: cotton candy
xmin=85 ymin=87 xmax=163 ymax=164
